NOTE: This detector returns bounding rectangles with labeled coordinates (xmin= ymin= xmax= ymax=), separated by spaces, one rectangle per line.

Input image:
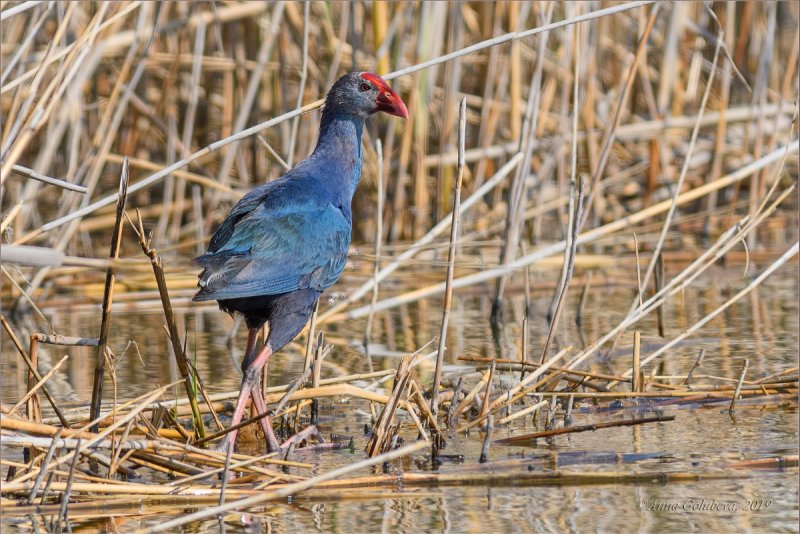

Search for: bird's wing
xmin=193 ymin=190 xmax=351 ymax=301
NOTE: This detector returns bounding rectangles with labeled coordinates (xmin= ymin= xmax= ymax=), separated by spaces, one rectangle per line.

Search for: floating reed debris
xmin=146 ymin=440 xmax=429 ymax=533
xmin=495 ymin=415 xmax=677 ymax=446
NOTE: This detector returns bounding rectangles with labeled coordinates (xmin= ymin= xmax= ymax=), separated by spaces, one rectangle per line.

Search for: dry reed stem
xmin=131 ymin=210 xmax=204 ymax=438
xmin=0 ymin=465 xmax=765 ymax=509
xmin=431 ymin=97 xmax=466 ymax=415
xmin=90 ymin=158 xmax=129 ymax=430
xmin=362 ymin=138 xmax=384 ymax=362
xmin=8 ymin=165 xmax=88 ymax=193
xmin=729 ymin=359 xmax=750 ymax=413
xmin=491 ymin=3 xmax=553 ymax=321
xmin=496 ymin=399 xmax=549 ymax=426
xmin=632 ymin=331 xmax=641 ymax=392
xmin=366 ymin=354 xmax=416 ymax=457
xmin=629 ymin=27 xmax=724 ymax=315
xmin=540 ymin=176 xmax=584 ymax=364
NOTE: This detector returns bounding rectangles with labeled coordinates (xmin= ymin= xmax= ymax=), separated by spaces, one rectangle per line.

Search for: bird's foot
xmin=215 ymin=435 xmax=235 ymax=454
xmin=291 ymin=441 xmax=351 ymax=454
xmin=275 ymin=425 xmax=325 ymax=453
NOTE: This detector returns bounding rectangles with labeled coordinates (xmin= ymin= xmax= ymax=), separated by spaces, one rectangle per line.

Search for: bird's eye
xmin=359 ymin=82 xmax=371 ymax=92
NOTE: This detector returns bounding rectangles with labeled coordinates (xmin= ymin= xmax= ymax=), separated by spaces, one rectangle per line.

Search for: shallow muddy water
xmin=2 ymin=258 xmax=798 ymax=533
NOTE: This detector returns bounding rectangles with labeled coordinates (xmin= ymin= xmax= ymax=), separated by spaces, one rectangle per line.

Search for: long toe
xmin=278 ymin=425 xmax=323 ymax=451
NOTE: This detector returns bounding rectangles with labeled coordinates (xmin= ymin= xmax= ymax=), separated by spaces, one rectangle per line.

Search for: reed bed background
xmin=1 ymin=1 xmax=798 ymax=531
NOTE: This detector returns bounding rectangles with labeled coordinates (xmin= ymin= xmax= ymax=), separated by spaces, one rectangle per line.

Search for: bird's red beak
xmin=361 ymin=72 xmax=408 ymax=118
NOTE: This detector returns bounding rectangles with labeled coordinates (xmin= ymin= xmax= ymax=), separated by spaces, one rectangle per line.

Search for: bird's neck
xmin=312 ymin=112 xmax=364 ymax=200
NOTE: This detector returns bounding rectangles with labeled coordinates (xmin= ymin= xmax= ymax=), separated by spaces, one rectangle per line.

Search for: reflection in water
xmin=1 ymin=263 xmax=797 ymax=532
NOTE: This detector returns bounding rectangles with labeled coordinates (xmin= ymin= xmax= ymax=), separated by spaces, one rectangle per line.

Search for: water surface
xmin=2 ymin=258 xmax=797 ymax=533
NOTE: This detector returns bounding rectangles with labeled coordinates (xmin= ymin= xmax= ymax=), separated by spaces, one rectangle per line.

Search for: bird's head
xmin=324 ymin=72 xmax=408 ymax=120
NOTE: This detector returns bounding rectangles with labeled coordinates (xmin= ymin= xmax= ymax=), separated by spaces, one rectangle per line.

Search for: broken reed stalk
xmin=431 ymin=97 xmax=466 ymax=416
xmin=480 ymin=359 xmax=497 ymax=419
xmin=219 ymin=440 xmax=233 ymax=506
xmin=520 ymin=315 xmax=529 ymax=381
xmin=310 ymin=332 xmax=324 ymax=425
xmin=564 ymin=394 xmax=575 ymax=427
xmin=654 ymin=255 xmax=666 ymax=336
xmin=633 ymin=233 xmax=644 ymax=307
xmin=575 ymin=271 xmax=592 ymax=328
xmin=496 ymin=399 xmax=549 ymax=426
xmin=450 ymin=368 xmax=491 ymax=425
xmin=131 ymin=210 xmax=204 ymax=440
xmin=90 ymin=157 xmax=129 ymax=432
xmin=460 ymin=347 xmax=573 ymax=432
xmin=27 ymin=428 xmax=62 ymax=505
xmin=9 ymin=164 xmax=88 ymax=193
xmin=479 ymin=415 xmax=494 ymax=464
xmin=55 ymin=437 xmax=81 ymax=530
xmin=539 ymin=177 xmax=584 ymax=363
xmin=367 ymin=354 xmax=415 ymax=457
xmin=446 ymin=376 xmax=464 ymax=429
xmin=632 ymin=331 xmax=641 ymax=392
xmin=729 ymin=359 xmax=749 ymax=413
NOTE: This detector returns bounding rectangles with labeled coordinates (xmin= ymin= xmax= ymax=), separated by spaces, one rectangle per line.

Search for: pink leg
xmin=237 ymin=329 xmax=280 ymax=451
xmin=217 ymin=336 xmax=273 ymax=452
xmin=251 ymin=386 xmax=281 ymax=452
xmin=218 ymin=326 xmax=326 ymax=454
xmin=280 ymin=425 xmax=325 ymax=449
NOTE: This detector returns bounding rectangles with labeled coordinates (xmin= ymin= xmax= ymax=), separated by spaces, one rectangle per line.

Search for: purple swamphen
xmin=193 ymin=72 xmax=408 ymax=452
